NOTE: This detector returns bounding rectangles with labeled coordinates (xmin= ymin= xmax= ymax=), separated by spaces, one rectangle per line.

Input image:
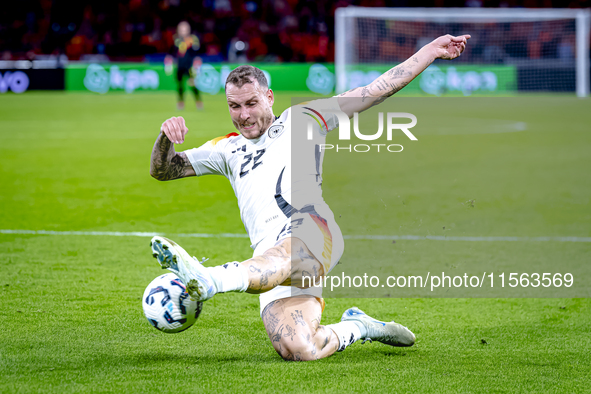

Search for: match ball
xmin=142 ymin=273 xmax=203 ymax=333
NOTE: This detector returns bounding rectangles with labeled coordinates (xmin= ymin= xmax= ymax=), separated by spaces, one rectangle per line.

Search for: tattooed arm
xmin=337 ymin=34 xmax=471 ymax=117
xmin=150 ymin=116 xmax=196 ymax=181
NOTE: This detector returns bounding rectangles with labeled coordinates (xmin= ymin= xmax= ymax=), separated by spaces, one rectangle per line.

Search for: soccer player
xmin=150 ymin=34 xmax=470 ymax=361
xmin=165 ymin=21 xmax=203 ymax=110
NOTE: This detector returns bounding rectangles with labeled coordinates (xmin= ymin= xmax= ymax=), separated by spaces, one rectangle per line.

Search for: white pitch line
xmin=1 ymin=229 xmax=590 ymax=243
xmin=345 ymin=234 xmax=591 ymax=242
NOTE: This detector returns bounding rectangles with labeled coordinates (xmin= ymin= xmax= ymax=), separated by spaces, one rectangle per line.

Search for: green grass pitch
xmin=1 ymin=91 xmax=590 ymax=393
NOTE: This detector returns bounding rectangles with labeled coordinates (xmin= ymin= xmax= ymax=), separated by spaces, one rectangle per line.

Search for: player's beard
xmin=258 ymin=107 xmax=275 ymax=137
xmin=239 ymin=107 xmax=274 ymax=139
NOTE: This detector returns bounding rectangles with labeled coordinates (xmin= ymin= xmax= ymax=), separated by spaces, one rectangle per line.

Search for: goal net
xmin=335 ymin=7 xmax=590 ymax=97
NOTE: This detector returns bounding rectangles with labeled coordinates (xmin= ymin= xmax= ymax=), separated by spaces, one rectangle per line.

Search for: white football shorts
xmin=255 ymin=203 xmax=345 ymax=315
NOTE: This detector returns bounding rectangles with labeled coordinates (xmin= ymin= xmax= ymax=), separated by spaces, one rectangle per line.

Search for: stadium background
xmin=1 ymin=0 xmax=590 ymax=94
xmin=1 ymin=1 xmax=590 ymax=393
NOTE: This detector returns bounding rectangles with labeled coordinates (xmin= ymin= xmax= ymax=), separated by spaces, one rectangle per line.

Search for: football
xmin=142 ymin=273 xmax=203 ymax=333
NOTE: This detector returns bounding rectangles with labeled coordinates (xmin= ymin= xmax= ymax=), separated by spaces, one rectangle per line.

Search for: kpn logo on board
xmin=84 ymin=64 xmax=160 ymax=94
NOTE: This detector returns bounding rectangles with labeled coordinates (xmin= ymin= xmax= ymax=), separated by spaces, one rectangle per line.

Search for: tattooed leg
xmin=177 ymin=236 xmax=324 ymax=300
xmin=241 ymin=237 xmax=324 ymax=294
xmin=262 ymin=296 xmax=339 ymax=361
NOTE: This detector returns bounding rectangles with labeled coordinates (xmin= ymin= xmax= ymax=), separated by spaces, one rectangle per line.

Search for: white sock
xmin=326 ymin=321 xmax=363 ymax=352
xmin=206 ymin=262 xmax=249 ymax=293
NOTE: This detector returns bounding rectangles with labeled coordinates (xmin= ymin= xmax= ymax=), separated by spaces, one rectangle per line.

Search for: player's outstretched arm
xmin=337 ymin=34 xmax=471 ymax=117
xmin=150 ymin=116 xmax=196 ymax=181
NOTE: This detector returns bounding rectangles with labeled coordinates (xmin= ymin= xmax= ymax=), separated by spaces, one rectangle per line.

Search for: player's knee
xmin=275 ymin=339 xmax=314 ymax=362
xmin=265 ymin=239 xmax=290 ymax=259
xmin=274 ymin=329 xmax=320 ymax=362
xmin=260 ymin=241 xmax=292 ymax=275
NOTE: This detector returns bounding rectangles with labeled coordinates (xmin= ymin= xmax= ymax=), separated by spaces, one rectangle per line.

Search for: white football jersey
xmin=185 ymin=97 xmax=341 ymax=246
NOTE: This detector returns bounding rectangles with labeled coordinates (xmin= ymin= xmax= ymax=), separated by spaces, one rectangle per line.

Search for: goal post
xmin=335 ymin=7 xmax=590 ymax=97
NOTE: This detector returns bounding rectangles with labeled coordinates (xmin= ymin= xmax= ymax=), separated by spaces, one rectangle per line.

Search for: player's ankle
xmin=207 ymin=262 xmax=249 ymax=293
xmin=326 ymin=321 xmax=362 ymax=351
xmin=351 ymin=320 xmax=367 ymax=338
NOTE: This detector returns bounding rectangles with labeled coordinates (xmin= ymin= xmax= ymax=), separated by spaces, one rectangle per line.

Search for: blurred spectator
xmin=557 ymin=33 xmax=575 ymax=61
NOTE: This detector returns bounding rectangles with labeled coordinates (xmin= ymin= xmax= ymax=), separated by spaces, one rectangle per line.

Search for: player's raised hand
xmin=431 ymin=34 xmax=471 ymax=60
xmin=161 ymin=116 xmax=188 ymax=144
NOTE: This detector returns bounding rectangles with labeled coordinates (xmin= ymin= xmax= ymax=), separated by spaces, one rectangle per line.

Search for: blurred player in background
xmin=165 ymin=21 xmax=203 ymax=110
xmin=150 ymin=34 xmax=470 ymax=361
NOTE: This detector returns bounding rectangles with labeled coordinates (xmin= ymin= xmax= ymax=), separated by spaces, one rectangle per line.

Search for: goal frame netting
xmin=335 ymin=7 xmax=591 ymax=97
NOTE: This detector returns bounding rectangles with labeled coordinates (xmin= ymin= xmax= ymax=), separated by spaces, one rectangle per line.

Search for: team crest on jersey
xmin=268 ymin=125 xmax=285 ymax=139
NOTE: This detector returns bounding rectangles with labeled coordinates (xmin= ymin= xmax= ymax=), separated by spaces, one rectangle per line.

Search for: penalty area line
xmin=1 ymin=229 xmax=590 ymax=243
